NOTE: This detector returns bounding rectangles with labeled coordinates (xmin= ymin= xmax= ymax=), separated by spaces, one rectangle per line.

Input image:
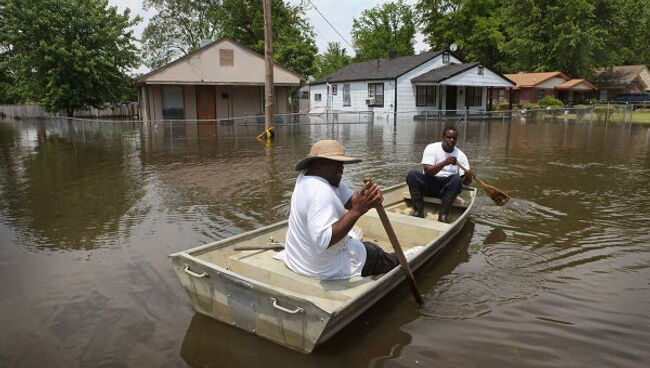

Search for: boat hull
xmin=170 ymin=183 xmax=476 ymax=353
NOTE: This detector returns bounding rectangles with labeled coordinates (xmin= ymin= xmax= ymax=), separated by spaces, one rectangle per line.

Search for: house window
xmin=498 ymin=90 xmax=505 ymax=101
xmin=416 ymin=86 xmax=437 ymax=107
xmin=478 ymin=66 xmax=484 ymax=75
xmin=162 ymin=86 xmax=184 ymax=119
xmin=300 ymin=91 xmax=309 ymax=99
xmin=538 ymin=90 xmax=545 ymax=99
xmin=220 ymin=49 xmax=234 ymax=66
xmin=332 ymin=85 xmax=337 ymax=95
xmin=343 ymin=84 xmax=351 ymax=106
xmin=465 ymin=87 xmax=482 ymax=107
xmin=368 ymin=83 xmax=384 ymax=106
xmin=314 ymin=93 xmax=321 ymax=102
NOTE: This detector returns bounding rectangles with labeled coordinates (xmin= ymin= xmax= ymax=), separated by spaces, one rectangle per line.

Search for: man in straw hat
xmin=406 ymin=126 xmax=475 ymax=222
xmin=282 ymin=140 xmax=399 ymax=279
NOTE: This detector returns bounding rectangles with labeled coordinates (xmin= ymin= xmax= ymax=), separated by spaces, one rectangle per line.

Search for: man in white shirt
xmin=406 ymin=127 xmax=475 ymax=222
xmin=283 ymin=140 xmax=398 ymax=279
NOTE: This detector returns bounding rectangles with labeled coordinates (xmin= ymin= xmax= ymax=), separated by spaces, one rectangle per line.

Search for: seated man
xmin=283 ymin=140 xmax=398 ymax=280
xmin=406 ymin=126 xmax=475 ymax=222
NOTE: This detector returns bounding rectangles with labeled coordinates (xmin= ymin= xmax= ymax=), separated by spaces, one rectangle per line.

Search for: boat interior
xmin=190 ymin=188 xmax=472 ymax=312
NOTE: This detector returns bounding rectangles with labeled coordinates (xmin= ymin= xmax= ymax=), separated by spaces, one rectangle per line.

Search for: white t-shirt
xmin=283 ymin=173 xmax=367 ymax=280
xmin=421 ymin=142 xmax=470 ymax=177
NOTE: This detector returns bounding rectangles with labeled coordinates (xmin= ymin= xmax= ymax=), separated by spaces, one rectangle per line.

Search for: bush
xmin=522 ymin=103 xmax=541 ymax=110
xmin=496 ymin=101 xmax=510 ymax=111
xmin=538 ymin=97 xmax=564 ymax=108
xmin=595 ymin=105 xmax=616 ymax=121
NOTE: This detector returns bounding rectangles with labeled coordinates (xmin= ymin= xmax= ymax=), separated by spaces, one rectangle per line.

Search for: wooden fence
xmin=0 ymin=103 xmax=139 ymax=119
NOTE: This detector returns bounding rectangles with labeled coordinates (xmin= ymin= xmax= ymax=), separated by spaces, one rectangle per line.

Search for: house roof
xmin=136 ymin=37 xmax=304 ymax=85
xmin=593 ymin=65 xmax=649 ymax=89
xmin=555 ymin=79 xmax=596 ymax=90
xmin=503 ymin=72 xmax=570 ymax=88
xmin=311 ymin=51 xmax=444 ymax=84
xmin=410 ymin=62 xmax=480 ymax=83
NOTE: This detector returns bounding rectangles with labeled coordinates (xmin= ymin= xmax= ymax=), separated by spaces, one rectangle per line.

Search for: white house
xmin=309 ymin=52 xmax=514 ymax=115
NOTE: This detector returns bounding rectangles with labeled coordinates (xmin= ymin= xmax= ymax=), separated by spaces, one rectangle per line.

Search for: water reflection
xmin=0 ymin=116 xmax=649 ymax=367
xmin=0 ymin=120 xmax=143 ymax=250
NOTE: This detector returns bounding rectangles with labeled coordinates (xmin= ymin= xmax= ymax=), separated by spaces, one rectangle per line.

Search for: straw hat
xmin=295 ymin=140 xmax=361 ymax=171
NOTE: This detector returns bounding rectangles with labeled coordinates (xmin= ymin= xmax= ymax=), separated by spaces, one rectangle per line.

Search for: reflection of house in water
xmin=136 ymin=38 xmax=304 ymax=122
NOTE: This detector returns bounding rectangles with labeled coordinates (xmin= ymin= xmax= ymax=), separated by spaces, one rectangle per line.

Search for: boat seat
xmin=227 ymin=248 xmax=379 ymax=309
xmin=402 ymin=191 xmax=469 ymax=208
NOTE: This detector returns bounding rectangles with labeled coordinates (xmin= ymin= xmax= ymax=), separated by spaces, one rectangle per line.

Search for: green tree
xmin=351 ymin=0 xmax=416 ymax=61
xmin=141 ymin=0 xmax=222 ymax=69
xmin=314 ymin=42 xmax=351 ymax=79
xmin=418 ymin=0 xmax=505 ymax=70
xmin=217 ymin=0 xmax=317 ymax=77
xmin=501 ymin=0 xmax=603 ymax=76
xmin=0 ymin=0 xmax=140 ymax=116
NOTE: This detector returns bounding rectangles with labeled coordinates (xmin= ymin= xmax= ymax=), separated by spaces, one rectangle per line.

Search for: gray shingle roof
xmin=411 ymin=62 xmax=480 ymax=83
xmin=593 ymin=65 xmax=649 ymax=89
xmin=311 ymin=51 xmax=444 ymax=85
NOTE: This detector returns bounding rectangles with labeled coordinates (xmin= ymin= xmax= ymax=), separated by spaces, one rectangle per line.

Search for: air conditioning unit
xmin=365 ymin=98 xmax=375 ymax=105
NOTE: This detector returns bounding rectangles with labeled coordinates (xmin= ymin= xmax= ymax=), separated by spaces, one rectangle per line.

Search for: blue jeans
xmin=406 ymin=170 xmax=463 ymax=198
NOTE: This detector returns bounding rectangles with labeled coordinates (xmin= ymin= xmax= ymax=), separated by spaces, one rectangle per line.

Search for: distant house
xmin=495 ymin=72 xmax=596 ymax=106
xmin=309 ymin=52 xmax=514 ymax=115
xmin=593 ymin=65 xmax=650 ymax=101
xmin=136 ymin=38 xmax=303 ymax=121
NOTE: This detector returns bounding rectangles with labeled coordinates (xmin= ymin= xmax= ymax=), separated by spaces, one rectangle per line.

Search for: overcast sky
xmin=107 ymin=0 xmax=427 ymax=73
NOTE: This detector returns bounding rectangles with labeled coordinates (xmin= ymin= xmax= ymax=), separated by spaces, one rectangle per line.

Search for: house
xmin=593 ymin=65 xmax=650 ymax=101
xmin=309 ymin=52 xmax=514 ymax=115
xmin=136 ymin=38 xmax=303 ymax=121
xmin=496 ymin=72 xmax=596 ymax=106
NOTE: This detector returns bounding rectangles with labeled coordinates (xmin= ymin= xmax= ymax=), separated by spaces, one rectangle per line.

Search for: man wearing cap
xmin=283 ymin=140 xmax=398 ymax=280
xmin=406 ymin=126 xmax=475 ymax=222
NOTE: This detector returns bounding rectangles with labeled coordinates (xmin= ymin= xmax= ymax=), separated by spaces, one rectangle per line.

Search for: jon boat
xmin=170 ymin=183 xmax=476 ymax=353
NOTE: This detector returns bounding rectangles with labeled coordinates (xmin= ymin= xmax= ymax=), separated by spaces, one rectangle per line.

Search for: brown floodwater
xmin=0 ymin=115 xmax=649 ymax=367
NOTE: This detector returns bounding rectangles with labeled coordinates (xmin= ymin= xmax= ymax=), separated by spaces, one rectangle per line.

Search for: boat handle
xmin=271 ymin=297 xmax=304 ymax=314
xmin=184 ymin=265 xmax=208 ymax=278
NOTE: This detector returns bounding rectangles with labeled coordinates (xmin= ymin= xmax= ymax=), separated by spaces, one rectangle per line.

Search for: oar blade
xmin=484 ymin=184 xmax=510 ymax=206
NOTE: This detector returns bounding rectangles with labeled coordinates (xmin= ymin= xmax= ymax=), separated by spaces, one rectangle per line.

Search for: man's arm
xmin=330 ymin=182 xmax=382 ymax=247
xmin=423 ymin=156 xmax=457 ymax=176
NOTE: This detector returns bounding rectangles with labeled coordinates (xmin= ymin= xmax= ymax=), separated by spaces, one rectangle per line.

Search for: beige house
xmin=137 ymin=38 xmax=303 ymax=121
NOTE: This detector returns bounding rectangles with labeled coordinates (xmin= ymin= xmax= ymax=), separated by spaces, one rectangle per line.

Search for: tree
xmin=217 ymin=0 xmax=318 ymax=77
xmin=351 ymin=0 xmax=416 ymax=61
xmin=0 ymin=0 xmax=140 ymax=116
xmin=418 ymin=0 xmax=505 ymax=70
xmin=141 ymin=0 xmax=222 ymax=69
xmin=314 ymin=42 xmax=351 ymax=79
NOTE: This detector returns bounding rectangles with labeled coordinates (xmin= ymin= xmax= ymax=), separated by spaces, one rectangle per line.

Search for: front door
xmin=446 ymin=86 xmax=457 ymax=113
xmin=196 ymin=86 xmax=216 ymax=120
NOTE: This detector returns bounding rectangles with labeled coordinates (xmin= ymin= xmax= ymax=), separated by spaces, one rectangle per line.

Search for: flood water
xmin=0 ymin=115 xmax=649 ymax=367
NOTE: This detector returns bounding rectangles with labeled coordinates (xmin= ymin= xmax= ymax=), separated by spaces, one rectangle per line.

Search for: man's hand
xmin=445 ymin=156 xmax=458 ymax=165
xmin=329 ymin=181 xmax=383 ymax=247
xmin=463 ymin=169 xmax=476 ymax=185
xmin=350 ymin=181 xmax=383 ymax=216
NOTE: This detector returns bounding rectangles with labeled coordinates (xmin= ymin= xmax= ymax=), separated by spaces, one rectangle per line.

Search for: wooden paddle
xmin=363 ymin=178 xmax=424 ymax=306
xmin=457 ymin=163 xmax=510 ymax=206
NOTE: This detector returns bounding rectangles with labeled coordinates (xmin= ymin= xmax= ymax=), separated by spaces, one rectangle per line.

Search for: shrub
xmin=496 ymin=101 xmax=510 ymax=111
xmin=595 ymin=105 xmax=616 ymax=121
xmin=522 ymin=103 xmax=541 ymax=110
xmin=538 ymin=97 xmax=564 ymax=108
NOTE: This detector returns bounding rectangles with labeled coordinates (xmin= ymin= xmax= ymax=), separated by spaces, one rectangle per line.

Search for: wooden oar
xmin=234 ymin=243 xmax=285 ymax=251
xmin=457 ymin=163 xmax=510 ymax=206
xmin=364 ymin=178 xmax=424 ymax=306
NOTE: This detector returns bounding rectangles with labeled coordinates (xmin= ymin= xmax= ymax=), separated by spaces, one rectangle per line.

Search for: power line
xmin=305 ymin=0 xmax=355 ymax=51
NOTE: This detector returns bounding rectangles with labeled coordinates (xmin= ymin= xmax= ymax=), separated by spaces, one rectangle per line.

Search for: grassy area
xmin=631 ymin=110 xmax=650 ymax=123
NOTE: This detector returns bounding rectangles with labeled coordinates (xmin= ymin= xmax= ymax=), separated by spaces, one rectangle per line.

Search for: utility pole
xmin=262 ymin=0 xmax=274 ymax=140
